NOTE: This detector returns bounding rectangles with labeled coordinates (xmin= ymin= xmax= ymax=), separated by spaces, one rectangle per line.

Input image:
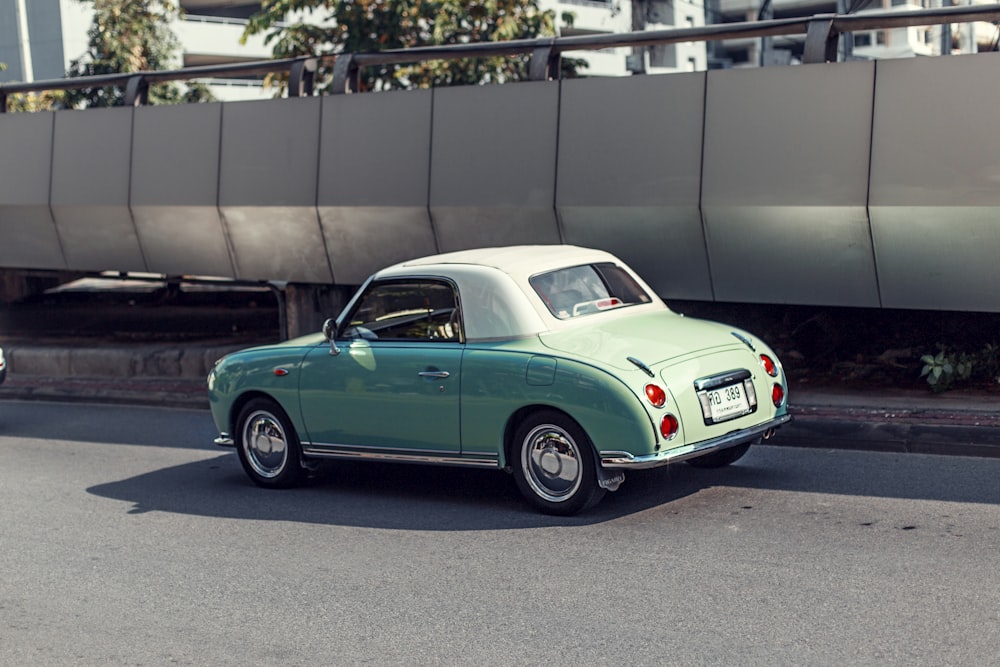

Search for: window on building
xmin=649 ymin=44 xmax=677 ymax=68
xmin=854 ymin=33 xmax=872 ymax=47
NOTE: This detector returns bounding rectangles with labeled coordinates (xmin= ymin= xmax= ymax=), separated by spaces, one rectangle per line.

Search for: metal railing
xmin=2 ymin=3 xmax=998 ymax=111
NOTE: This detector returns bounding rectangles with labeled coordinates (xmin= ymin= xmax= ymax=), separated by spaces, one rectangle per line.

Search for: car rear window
xmin=529 ymin=262 xmax=651 ymax=320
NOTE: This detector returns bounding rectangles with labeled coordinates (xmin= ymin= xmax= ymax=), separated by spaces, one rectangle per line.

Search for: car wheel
xmin=686 ymin=442 xmax=753 ymax=469
xmin=512 ymin=410 xmax=605 ymax=515
xmin=235 ymin=398 xmax=305 ymax=488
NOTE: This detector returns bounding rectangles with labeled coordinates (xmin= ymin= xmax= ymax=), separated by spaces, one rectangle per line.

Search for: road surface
xmin=1 ymin=400 xmax=997 ymax=665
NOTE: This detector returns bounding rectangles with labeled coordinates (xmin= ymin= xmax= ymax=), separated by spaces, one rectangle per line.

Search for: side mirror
xmin=322 ymin=318 xmax=340 ymax=356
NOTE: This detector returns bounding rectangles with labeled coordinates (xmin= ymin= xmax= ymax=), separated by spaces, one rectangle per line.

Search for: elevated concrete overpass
xmin=2 ymin=12 xmax=1000 ymax=324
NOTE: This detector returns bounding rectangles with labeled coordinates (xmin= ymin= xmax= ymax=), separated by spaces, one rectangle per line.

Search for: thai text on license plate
xmin=706 ymin=383 xmax=750 ymax=422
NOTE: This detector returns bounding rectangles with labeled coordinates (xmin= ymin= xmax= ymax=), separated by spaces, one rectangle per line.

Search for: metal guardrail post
xmin=289 ymin=58 xmax=318 ymax=97
xmin=803 ymin=14 xmax=840 ymax=63
xmin=331 ymin=54 xmax=359 ymax=94
xmin=529 ymin=38 xmax=560 ymax=81
xmin=124 ymin=75 xmax=150 ymax=106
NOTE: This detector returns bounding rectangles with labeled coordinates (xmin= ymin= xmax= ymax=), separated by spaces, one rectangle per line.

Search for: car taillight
xmin=760 ymin=354 xmax=778 ymax=377
xmin=644 ymin=383 xmax=667 ymax=408
xmin=660 ymin=414 xmax=679 ymax=440
xmin=772 ymin=383 xmax=785 ymax=407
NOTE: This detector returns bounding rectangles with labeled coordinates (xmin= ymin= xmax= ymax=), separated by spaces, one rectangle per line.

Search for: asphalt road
xmin=1 ymin=400 xmax=998 ymax=666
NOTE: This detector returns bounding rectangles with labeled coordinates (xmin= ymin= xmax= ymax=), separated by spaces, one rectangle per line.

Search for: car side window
xmin=339 ymin=280 xmax=462 ymax=342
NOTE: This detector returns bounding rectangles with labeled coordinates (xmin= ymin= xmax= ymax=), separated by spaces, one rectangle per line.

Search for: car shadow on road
xmin=86 ymin=453 xmax=715 ymax=530
xmin=86 ymin=445 xmax=1000 ymax=531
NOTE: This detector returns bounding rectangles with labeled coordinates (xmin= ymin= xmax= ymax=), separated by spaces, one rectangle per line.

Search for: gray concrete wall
xmin=0 ymin=111 xmax=64 ymax=268
xmin=869 ymin=53 xmax=1000 ymax=312
xmin=702 ymin=61 xmax=879 ymax=307
xmin=556 ymin=73 xmax=710 ymax=301
xmin=3 ymin=52 xmax=1000 ymax=311
xmin=317 ymin=88 xmax=437 ymax=285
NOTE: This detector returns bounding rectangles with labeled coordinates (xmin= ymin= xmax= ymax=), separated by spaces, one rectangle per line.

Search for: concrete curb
xmin=3 ymin=340 xmax=245 ymax=380
xmin=0 ymin=375 xmax=208 ymax=410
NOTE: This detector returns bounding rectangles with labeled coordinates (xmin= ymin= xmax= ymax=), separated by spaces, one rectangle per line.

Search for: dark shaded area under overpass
xmin=3 ymin=275 xmax=1000 ymax=399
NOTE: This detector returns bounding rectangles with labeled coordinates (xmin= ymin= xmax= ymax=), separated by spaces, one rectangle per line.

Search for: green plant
xmin=920 ymin=346 xmax=971 ymax=391
xmin=919 ymin=344 xmax=996 ymax=392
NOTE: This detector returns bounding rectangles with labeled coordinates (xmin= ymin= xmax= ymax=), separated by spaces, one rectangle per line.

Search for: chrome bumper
xmin=600 ymin=414 xmax=792 ymax=470
xmin=214 ymin=433 xmax=235 ymax=447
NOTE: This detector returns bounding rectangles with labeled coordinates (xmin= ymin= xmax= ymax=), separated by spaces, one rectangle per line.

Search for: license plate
xmin=694 ymin=369 xmax=757 ymax=425
xmin=705 ymin=383 xmax=750 ymax=422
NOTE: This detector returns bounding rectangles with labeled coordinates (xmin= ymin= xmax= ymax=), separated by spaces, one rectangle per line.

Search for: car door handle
xmin=418 ymin=370 xmax=450 ymax=379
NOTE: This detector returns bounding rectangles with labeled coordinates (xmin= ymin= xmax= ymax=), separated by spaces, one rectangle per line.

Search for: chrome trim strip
xmin=600 ymin=414 xmax=791 ymax=470
xmin=626 ymin=356 xmax=655 ymax=378
xmin=301 ymin=442 xmax=500 ymax=468
xmin=214 ymin=433 xmax=235 ymax=447
xmin=731 ymin=331 xmax=756 ymax=351
xmin=694 ymin=368 xmax=752 ymax=392
xmin=417 ymin=370 xmax=451 ymax=379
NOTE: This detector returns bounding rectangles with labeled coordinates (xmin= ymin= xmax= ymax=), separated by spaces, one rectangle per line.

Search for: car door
xmin=298 ymin=278 xmax=463 ymax=454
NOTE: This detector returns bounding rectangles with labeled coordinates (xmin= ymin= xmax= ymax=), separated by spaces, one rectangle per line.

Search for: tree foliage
xmin=5 ymin=91 xmax=67 ymax=113
xmin=243 ymin=0 xmax=583 ymax=92
xmin=1 ymin=57 xmax=67 ymax=112
xmin=64 ymin=0 xmax=211 ymax=108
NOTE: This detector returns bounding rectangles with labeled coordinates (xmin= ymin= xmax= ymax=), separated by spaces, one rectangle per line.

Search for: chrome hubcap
xmin=521 ymin=424 xmax=582 ymax=503
xmin=242 ymin=410 xmax=288 ymax=478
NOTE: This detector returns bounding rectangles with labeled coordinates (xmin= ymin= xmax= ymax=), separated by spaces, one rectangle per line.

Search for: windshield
xmin=529 ymin=262 xmax=652 ymax=320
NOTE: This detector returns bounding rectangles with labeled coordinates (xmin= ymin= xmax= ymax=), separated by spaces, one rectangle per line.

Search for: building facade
xmin=711 ymin=0 xmax=996 ymax=68
xmin=1 ymin=0 xmax=706 ymax=100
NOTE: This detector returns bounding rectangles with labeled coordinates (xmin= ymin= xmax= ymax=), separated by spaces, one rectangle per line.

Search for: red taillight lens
xmin=660 ymin=414 xmax=679 ymax=440
xmin=645 ymin=383 xmax=667 ymax=408
xmin=760 ymin=354 xmax=778 ymax=377
xmin=772 ymin=383 xmax=785 ymax=407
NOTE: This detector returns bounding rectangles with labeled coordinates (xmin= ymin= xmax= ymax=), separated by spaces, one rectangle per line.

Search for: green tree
xmin=244 ymin=0 xmax=583 ymax=93
xmin=64 ymin=0 xmax=211 ymax=108
xmin=1 ymin=61 xmax=66 ymax=112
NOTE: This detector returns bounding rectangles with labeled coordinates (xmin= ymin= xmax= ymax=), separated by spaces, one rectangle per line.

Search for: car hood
xmin=538 ymin=311 xmax=747 ymax=371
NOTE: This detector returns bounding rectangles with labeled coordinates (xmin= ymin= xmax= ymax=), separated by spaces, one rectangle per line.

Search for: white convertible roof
xmin=370 ymin=244 xmax=665 ymax=340
xmin=384 ymin=245 xmax=622 ymax=283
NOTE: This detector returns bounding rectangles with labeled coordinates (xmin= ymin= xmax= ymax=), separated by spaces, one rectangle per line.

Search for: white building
xmin=712 ymin=0 xmax=997 ymax=68
xmin=549 ymin=0 xmax=708 ymax=76
xmin=1 ymin=0 xmax=706 ymax=101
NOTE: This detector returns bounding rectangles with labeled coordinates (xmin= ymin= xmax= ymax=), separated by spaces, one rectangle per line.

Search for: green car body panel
xmin=209 ymin=334 xmax=660 ymax=466
xmin=457 ymin=342 xmax=658 ymax=468
xmin=208 ymin=333 xmax=323 ymax=439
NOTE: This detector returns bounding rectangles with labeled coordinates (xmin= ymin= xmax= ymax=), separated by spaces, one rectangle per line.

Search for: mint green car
xmin=208 ymin=245 xmax=790 ymax=515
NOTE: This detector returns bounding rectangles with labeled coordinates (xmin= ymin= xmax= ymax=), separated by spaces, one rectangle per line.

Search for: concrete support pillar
xmin=283 ymin=283 xmax=356 ymax=340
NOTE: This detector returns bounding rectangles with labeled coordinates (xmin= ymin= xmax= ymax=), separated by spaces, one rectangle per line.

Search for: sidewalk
xmin=1 ymin=340 xmax=998 ymax=458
